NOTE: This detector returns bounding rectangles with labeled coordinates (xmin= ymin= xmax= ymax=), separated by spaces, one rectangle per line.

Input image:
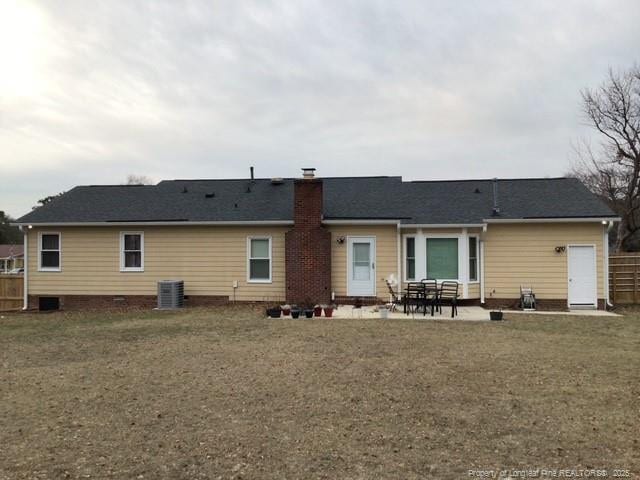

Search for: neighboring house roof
xmin=14 ymin=176 xmax=616 ymax=225
xmin=0 ymin=244 xmax=24 ymax=259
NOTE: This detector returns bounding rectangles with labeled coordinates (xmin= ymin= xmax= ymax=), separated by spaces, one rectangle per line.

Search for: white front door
xmin=568 ymin=245 xmax=597 ymax=308
xmin=347 ymin=237 xmax=376 ymax=296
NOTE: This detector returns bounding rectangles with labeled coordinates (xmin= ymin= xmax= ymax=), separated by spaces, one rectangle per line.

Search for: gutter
xmin=482 ymin=217 xmax=621 ymax=224
xmin=11 ymin=220 xmax=295 ymax=227
xmin=323 ymin=219 xmax=401 ymax=225
xmin=400 ymin=223 xmax=486 ymax=229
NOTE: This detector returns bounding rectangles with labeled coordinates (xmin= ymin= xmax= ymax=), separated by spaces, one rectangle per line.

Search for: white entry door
xmin=567 ymin=245 xmax=597 ymax=308
xmin=347 ymin=237 xmax=376 ymax=296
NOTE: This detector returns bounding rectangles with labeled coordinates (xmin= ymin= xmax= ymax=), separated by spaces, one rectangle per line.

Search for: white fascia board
xmin=322 ymin=219 xmax=401 ymax=225
xmin=400 ymin=223 xmax=486 ymax=229
xmin=12 ymin=220 xmax=295 ymax=227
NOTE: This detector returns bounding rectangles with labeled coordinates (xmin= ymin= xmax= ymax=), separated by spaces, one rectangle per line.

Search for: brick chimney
xmin=285 ymin=168 xmax=332 ymax=305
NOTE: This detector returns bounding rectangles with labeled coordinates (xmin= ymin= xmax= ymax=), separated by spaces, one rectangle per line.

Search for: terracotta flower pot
xmin=313 ymin=306 xmax=322 ymax=317
xmin=324 ymin=307 xmax=334 ymax=317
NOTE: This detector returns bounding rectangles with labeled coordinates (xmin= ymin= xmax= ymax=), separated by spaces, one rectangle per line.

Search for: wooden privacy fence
xmin=609 ymin=254 xmax=640 ymax=304
xmin=0 ymin=275 xmax=23 ymax=311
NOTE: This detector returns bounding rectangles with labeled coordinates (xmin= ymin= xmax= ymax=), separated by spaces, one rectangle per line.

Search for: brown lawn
xmin=0 ymin=306 xmax=638 ymax=479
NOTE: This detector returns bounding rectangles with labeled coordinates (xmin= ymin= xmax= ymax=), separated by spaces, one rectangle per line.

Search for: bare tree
xmin=125 ymin=174 xmax=154 ymax=185
xmin=571 ymin=66 xmax=640 ymax=251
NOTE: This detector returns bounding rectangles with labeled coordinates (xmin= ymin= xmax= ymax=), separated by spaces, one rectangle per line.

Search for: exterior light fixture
xmin=554 ymin=246 xmax=566 ymax=253
xmin=337 ymin=236 xmax=345 ymax=244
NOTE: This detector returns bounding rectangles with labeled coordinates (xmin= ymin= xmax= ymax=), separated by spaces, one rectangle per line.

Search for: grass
xmin=0 ymin=306 xmax=638 ymax=479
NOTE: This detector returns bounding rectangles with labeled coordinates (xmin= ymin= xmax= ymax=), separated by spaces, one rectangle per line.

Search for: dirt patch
xmin=1 ymin=307 xmax=638 ymax=479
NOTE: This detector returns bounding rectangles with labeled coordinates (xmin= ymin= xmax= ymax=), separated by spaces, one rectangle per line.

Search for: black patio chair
xmin=437 ymin=281 xmax=459 ymax=318
xmin=420 ymin=279 xmax=439 ymax=316
xmin=403 ymin=282 xmax=425 ymax=315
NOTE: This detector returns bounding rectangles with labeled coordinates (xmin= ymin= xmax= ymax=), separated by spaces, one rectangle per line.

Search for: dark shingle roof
xmin=15 ymin=176 xmax=616 ymax=225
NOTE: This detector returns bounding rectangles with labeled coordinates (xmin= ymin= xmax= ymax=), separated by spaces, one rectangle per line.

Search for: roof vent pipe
xmin=492 ymin=178 xmax=500 ymax=216
xmin=250 ymin=166 xmax=254 ymax=180
xmin=302 ymin=167 xmax=316 ymax=179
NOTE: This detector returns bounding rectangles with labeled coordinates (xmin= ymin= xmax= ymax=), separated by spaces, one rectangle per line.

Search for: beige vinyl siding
xmin=328 ymin=225 xmax=398 ymax=298
xmin=483 ymin=223 xmax=605 ymax=300
xmin=467 ymin=283 xmax=480 ymax=298
xmin=27 ymin=226 xmax=287 ymax=301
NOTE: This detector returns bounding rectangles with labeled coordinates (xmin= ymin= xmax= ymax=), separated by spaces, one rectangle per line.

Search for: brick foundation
xmin=285 ymin=178 xmax=332 ymax=305
xmin=28 ymin=294 xmax=230 ymax=311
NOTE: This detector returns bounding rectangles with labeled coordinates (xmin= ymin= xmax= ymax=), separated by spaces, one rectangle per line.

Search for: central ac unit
xmin=157 ymin=280 xmax=184 ymax=309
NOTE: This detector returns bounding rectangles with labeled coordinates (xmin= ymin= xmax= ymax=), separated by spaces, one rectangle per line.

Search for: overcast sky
xmin=1 ymin=0 xmax=639 ymax=217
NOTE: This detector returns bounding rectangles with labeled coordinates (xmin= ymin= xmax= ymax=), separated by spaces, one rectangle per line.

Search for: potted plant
xmin=489 ymin=308 xmax=503 ymax=321
xmin=266 ymin=306 xmax=282 ymax=318
xmin=290 ymin=305 xmax=301 ymax=319
xmin=313 ymin=304 xmax=323 ymax=317
xmin=281 ymin=304 xmax=291 ymax=316
xmin=304 ymin=308 xmax=314 ymax=319
xmin=323 ymin=304 xmax=335 ymax=317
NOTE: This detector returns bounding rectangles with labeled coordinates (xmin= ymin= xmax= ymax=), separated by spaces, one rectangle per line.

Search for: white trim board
xmin=483 ymin=217 xmax=619 ymax=224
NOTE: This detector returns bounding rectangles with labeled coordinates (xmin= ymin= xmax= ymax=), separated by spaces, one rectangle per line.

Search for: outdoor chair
xmin=420 ymin=279 xmax=439 ymax=315
xmin=403 ymin=282 xmax=425 ymax=315
xmin=437 ymin=281 xmax=459 ymax=318
xmin=520 ymin=286 xmax=536 ymax=310
xmin=385 ymin=279 xmax=401 ymax=312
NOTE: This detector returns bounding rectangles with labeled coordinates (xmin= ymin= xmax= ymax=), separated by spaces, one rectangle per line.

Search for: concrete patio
xmin=331 ymin=305 xmax=491 ymax=321
xmin=325 ymin=305 xmax=620 ymax=320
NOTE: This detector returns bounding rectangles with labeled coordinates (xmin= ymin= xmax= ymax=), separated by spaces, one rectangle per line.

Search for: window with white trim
xmin=39 ymin=233 xmax=61 ymax=271
xmin=426 ymin=238 xmax=458 ymax=280
xmin=469 ymin=236 xmax=478 ymax=282
xmin=121 ymin=232 xmax=144 ymax=271
xmin=405 ymin=237 xmax=416 ymax=281
xmin=248 ymin=237 xmax=271 ymax=282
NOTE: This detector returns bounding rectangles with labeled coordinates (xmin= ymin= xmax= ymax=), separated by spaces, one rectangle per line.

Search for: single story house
xmin=0 ymin=244 xmax=24 ymax=274
xmin=13 ymin=168 xmax=618 ymax=311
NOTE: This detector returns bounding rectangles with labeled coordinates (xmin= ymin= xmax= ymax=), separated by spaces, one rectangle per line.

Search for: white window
xmin=469 ymin=236 xmax=479 ymax=282
xmin=120 ymin=232 xmax=144 ymax=272
xmin=38 ymin=232 xmax=61 ymax=271
xmin=247 ymin=237 xmax=272 ymax=283
xmin=405 ymin=236 xmax=416 ymax=281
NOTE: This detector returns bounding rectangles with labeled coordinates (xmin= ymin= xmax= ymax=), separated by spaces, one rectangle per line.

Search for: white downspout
xmin=461 ymin=228 xmax=469 ymax=299
xmin=396 ymin=222 xmax=402 ymax=300
xmin=480 ymin=239 xmax=485 ymax=305
xmin=604 ymin=222 xmax=611 ymax=308
xmin=22 ymin=226 xmax=28 ymax=310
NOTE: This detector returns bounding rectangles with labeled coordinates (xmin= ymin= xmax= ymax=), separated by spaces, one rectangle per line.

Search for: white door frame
xmin=347 ymin=236 xmax=376 ymax=297
xmin=567 ymin=244 xmax=598 ymax=309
